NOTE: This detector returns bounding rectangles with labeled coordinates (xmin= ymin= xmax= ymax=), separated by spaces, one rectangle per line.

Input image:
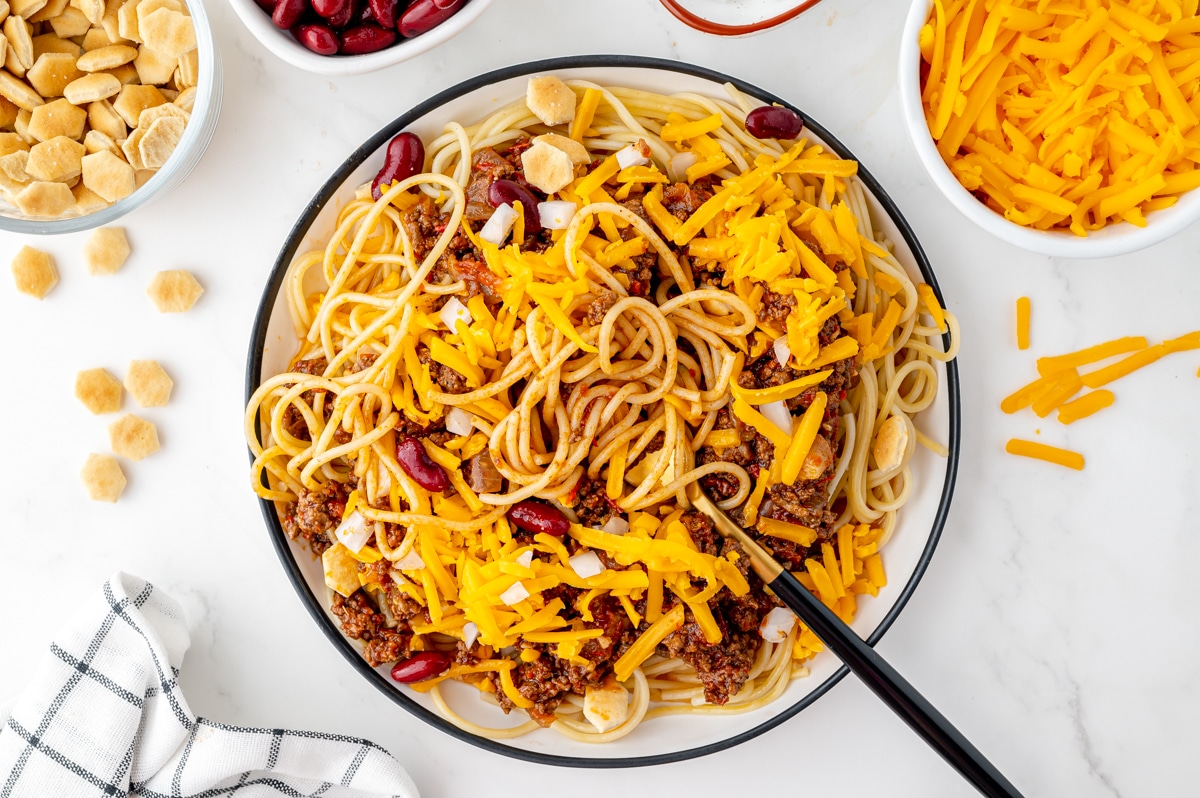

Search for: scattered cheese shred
xmin=1036 ymin=336 xmax=1148 ymax=376
xmin=1079 ymin=345 xmax=1165 ymax=389
xmin=1016 ymin=296 xmax=1031 ymax=350
xmin=1005 ymin=439 xmax=1085 ymax=470
xmin=1056 ymin=389 xmax=1115 ymax=424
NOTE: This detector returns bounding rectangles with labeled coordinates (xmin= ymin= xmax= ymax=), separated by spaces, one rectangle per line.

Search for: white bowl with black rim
xmin=245 ymin=55 xmax=961 ymax=766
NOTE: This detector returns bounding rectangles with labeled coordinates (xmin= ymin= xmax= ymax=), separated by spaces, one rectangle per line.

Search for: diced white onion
xmin=516 ymin=550 xmax=534 ymax=568
xmin=773 ymin=335 xmax=791 ymax=367
xmin=445 ymin=406 xmax=476 ymax=437
xmin=760 ymin=399 xmax=794 ymax=434
xmin=616 ymin=143 xmax=650 ymax=170
xmin=668 ymin=151 xmax=698 ymax=181
xmin=438 ymin=296 xmax=473 ymax=331
xmin=479 ymin=202 xmax=518 ymax=246
xmin=569 ymin=551 xmax=605 ymax=579
xmin=500 ymin=581 xmax=531 ymax=606
xmin=463 ymin=621 xmax=479 ymax=649
xmin=334 ymin=511 xmax=371 ymax=553
xmin=538 ymin=201 xmax=577 ymax=230
xmin=396 ymin=548 xmax=425 ymax=570
xmin=760 ymin=606 xmax=797 ymax=643
xmin=601 ymin=516 xmax=629 ymax=535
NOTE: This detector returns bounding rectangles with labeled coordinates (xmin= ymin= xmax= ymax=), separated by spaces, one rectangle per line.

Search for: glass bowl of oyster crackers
xmin=0 ymin=0 xmax=221 ymax=233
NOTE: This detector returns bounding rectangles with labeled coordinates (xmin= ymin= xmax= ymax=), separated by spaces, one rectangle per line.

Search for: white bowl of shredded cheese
xmin=897 ymin=0 xmax=1200 ymax=258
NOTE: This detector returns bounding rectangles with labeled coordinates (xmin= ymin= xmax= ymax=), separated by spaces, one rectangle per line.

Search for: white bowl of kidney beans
xmin=229 ymin=0 xmax=493 ymax=75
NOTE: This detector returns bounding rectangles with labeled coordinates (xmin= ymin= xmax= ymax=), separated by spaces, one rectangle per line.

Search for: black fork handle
xmin=769 ymin=570 xmax=1024 ymax=798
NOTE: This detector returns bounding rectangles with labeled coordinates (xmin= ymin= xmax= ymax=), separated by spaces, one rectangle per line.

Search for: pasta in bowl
xmin=245 ymin=57 xmax=960 ymax=764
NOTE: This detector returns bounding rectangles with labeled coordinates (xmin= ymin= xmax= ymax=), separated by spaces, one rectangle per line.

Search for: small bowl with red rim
xmin=228 ymin=0 xmax=494 ymax=75
xmin=656 ymin=0 xmax=825 ymax=36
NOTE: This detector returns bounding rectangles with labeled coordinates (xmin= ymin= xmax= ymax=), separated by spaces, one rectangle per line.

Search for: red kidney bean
xmin=745 ymin=105 xmax=805 ymax=140
xmin=396 ymin=436 xmax=449 ymax=492
xmin=390 ymin=651 xmax=452 ymax=683
xmin=339 ymin=23 xmax=396 ymax=52
xmin=487 ymin=179 xmax=542 ymax=233
xmin=398 ymin=0 xmax=464 ymax=38
xmin=311 ymin=0 xmax=346 ymax=19
xmin=254 ymin=0 xmax=276 ymax=12
xmin=507 ymin=500 xmax=570 ymax=538
xmin=272 ymin=0 xmax=308 ymax=30
xmin=371 ymin=131 xmax=425 ymax=200
xmin=295 ymin=23 xmax=339 ymax=54
xmin=327 ymin=0 xmax=358 ymax=28
xmin=367 ymin=0 xmax=401 ymax=29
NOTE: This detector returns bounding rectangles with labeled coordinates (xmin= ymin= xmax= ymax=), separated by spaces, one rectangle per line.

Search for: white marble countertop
xmin=3 ymin=0 xmax=1198 ymax=795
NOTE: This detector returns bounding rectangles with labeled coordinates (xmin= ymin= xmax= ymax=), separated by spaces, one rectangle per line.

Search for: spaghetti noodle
xmin=245 ymin=77 xmax=959 ymax=742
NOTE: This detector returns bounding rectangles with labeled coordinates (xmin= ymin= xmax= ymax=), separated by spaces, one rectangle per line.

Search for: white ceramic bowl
xmin=0 ymin=0 xmax=222 ymax=235
xmin=228 ymin=0 xmax=494 ymax=77
xmin=898 ymin=0 xmax=1200 ymax=258
xmin=247 ymin=56 xmax=961 ymax=766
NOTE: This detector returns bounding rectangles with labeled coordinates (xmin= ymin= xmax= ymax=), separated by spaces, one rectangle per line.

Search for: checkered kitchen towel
xmin=0 ymin=573 xmax=419 ymax=798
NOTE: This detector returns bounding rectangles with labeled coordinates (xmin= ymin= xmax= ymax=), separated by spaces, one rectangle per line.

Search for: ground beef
xmin=280 ymin=358 xmax=330 ymax=442
xmin=510 ymin=651 xmax=605 ymax=723
xmin=281 ymin=405 xmax=310 ymax=441
xmin=615 ymin=260 xmax=653 ymax=297
xmin=619 ymin=197 xmax=652 ymax=226
xmin=722 ymin=592 xmax=777 ymax=640
xmin=579 ymin=595 xmax=632 ymax=665
xmin=766 ymin=482 xmax=838 ymax=544
xmin=574 ymin=476 xmax=623 ymax=528
xmin=758 ymin=289 xmax=796 ymax=325
xmin=450 ymin=254 xmax=501 ymax=300
xmin=331 ymin=590 xmax=412 ymax=667
xmin=348 ymin=352 xmax=378 ymax=373
xmin=585 ymin=290 xmax=618 ymax=325
xmin=464 ymin=146 xmax=516 ymax=220
xmin=696 ymin=407 xmax=774 ymax=501
xmin=663 ymin=181 xmax=713 ymax=221
xmin=281 ymin=481 xmax=347 ymax=554
xmin=400 ymin=195 xmax=443 ymax=264
xmin=695 ymin=263 xmax=726 ymax=289
xmin=681 ymin=511 xmax=720 ymax=556
xmin=660 ymin=613 xmax=760 ymax=705
xmin=421 ymin=221 xmax=500 ymax=306
xmin=739 ymin=318 xmax=858 ymax=411
xmin=384 ymin=587 xmax=424 ymax=627
xmin=616 ymin=198 xmax=656 ymax=296
xmin=416 ymin=342 xmax=470 ymax=394
xmin=291 ymin=357 xmax=327 ymax=376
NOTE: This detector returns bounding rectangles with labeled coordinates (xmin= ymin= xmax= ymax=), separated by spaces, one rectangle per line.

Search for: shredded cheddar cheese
xmin=1005 ymin=439 xmax=1085 ymax=470
xmin=1016 ymin=296 xmax=1031 ymax=350
xmin=920 ymin=0 xmax=1200 ymax=234
xmin=1002 ymin=326 xmax=1198 ymax=466
xmin=1056 ymin=389 xmax=1115 ymax=424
